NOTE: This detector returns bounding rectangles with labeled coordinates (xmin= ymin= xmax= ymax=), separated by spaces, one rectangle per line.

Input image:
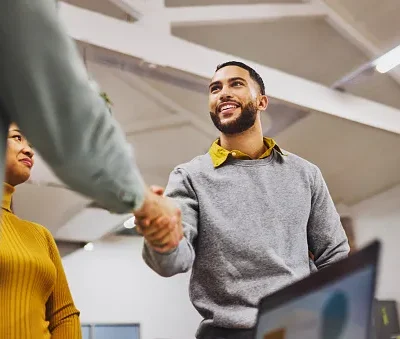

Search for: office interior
xmin=12 ymin=0 xmax=400 ymax=338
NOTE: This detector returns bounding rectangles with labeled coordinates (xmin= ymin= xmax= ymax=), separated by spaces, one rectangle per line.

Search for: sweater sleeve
xmin=44 ymin=229 xmax=82 ymax=339
xmin=0 ymin=0 xmax=145 ymax=213
xmin=307 ymin=166 xmax=350 ymax=269
xmin=142 ymin=168 xmax=198 ymax=277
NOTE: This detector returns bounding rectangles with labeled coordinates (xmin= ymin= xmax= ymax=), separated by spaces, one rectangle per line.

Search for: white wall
xmin=63 ymin=236 xmax=202 ymax=339
xmin=351 ymin=184 xmax=400 ymax=302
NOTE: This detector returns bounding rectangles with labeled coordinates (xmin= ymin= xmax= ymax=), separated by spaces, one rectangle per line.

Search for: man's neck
xmin=219 ymin=124 xmax=265 ymax=159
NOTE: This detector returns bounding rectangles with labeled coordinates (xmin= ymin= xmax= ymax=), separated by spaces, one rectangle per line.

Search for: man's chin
xmin=218 ymin=126 xmax=243 ymax=135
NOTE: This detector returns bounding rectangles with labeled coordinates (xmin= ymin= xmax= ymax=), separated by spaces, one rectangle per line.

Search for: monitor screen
xmin=255 ymin=265 xmax=376 ymax=339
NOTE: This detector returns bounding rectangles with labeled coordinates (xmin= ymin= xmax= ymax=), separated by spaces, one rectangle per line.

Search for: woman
xmin=0 ymin=123 xmax=82 ymax=338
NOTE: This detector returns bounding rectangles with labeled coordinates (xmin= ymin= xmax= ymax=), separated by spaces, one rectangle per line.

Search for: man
xmin=0 ymin=0 xmax=181 ymax=244
xmin=140 ymin=61 xmax=350 ymax=338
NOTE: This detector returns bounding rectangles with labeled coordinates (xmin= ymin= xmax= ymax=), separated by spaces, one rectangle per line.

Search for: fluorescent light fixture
xmin=375 ymin=45 xmax=400 ymax=73
xmin=123 ymin=216 xmax=136 ymax=229
xmin=84 ymin=242 xmax=94 ymax=251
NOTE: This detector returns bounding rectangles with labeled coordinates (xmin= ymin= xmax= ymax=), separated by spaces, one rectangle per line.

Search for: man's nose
xmin=219 ymin=86 xmax=233 ymax=100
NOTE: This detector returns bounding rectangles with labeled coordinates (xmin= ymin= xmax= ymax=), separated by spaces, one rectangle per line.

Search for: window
xmin=81 ymin=324 xmax=140 ymax=339
xmin=82 ymin=325 xmax=91 ymax=339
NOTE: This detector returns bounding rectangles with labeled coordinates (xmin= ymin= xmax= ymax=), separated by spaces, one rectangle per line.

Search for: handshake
xmin=133 ymin=186 xmax=183 ymax=253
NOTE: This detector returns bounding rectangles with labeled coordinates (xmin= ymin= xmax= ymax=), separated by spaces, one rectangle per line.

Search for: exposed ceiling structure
xmin=13 ymin=0 xmax=400 ymax=254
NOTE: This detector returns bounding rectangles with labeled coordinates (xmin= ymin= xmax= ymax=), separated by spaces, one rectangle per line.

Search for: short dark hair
xmin=215 ymin=61 xmax=265 ymax=95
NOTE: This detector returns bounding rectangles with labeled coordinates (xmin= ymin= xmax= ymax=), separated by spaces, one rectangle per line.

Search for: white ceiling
xmin=63 ymin=0 xmax=135 ymax=21
xmin=324 ymin=0 xmax=400 ymax=52
xmin=166 ymin=0 xmax=303 ymax=5
xmin=275 ymin=113 xmax=400 ymax=205
xmin=12 ymin=0 xmax=400 ymax=244
xmin=170 ymin=4 xmax=400 ymax=109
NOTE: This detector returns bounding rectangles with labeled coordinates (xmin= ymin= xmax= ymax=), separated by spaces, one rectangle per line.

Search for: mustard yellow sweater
xmin=0 ymin=183 xmax=82 ymax=338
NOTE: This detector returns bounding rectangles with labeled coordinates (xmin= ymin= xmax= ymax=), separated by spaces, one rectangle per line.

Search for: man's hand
xmin=134 ymin=187 xmax=174 ymax=224
xmin=134 ymin=188 xmax=183 ymax=253
xmin=140 ymin=214 xmax=183 ymax=253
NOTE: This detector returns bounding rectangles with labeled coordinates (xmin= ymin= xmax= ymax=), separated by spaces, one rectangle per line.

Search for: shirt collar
xmin=208 ymin=137 xmax=285 ymax=168
xmin=2 ymin=183 xmax=15 ymax=212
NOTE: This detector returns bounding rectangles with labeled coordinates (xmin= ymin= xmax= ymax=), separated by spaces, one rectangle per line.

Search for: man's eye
xmin=13 ymin=135 xmax=22 ymax=141
xmin=232 ymin=81 xmax=243 ymax=87
xmin=210 ymin=86 xmax=219 ymax=93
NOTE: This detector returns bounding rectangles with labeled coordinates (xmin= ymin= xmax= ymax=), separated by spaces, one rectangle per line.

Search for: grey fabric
xmin=0 ymin=0 xmax=145 ymax=212
xmin=143 ymin=150 xmax=349 ymax=335
xmin=198 ymin=325 xmax=254 ymax=339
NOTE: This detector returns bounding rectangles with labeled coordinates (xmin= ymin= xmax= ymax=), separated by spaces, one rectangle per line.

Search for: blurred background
xmin=13 ymin=0 xmax=400 ymax=338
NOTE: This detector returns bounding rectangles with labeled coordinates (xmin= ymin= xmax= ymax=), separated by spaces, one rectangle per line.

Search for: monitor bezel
xmin=255 ymin=240 xmax=380 ymax=333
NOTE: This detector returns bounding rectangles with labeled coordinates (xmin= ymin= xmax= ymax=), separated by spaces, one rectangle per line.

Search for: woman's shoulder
xmin=5 ymin=215 xmax=58 ymax=256
xmin=15 ymin=216 xmax=54 ymax=241
xmin=24 ymin=221 xmax=59 ymax=259
xmin=29 ymin=221 xmax=54 ymax=240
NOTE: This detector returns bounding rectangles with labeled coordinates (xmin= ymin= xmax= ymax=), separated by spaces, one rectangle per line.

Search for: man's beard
xmin=210 ymin=101 xmax=258 ymax=135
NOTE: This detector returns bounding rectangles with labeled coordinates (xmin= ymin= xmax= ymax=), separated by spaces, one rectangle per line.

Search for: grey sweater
xmin=143 ymin=150 xmax=349 ymax=335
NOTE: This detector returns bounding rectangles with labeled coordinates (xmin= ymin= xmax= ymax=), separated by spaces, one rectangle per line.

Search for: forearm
xmin=142 ymin=238 xmax=195 ymax=277
xmin=314 ymin=235 xmax=349 ymax=269
xmin=50 ymin=313 xmax=82 ymax=339
xmin=309 ymin=213 xmax=350 ymax=269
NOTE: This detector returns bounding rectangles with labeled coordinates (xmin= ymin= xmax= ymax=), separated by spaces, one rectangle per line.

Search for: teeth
xmin=220 ymin=104 xmax=236 ymax=111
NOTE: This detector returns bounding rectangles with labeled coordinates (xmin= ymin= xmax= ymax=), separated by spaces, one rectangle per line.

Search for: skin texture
xmin=4 ymin=123 xmax=35 ymax=187
xmin=208 ymin=65 xmax=269 ymax=159
xmin=209 ymin=66 xmax=262 ymax=135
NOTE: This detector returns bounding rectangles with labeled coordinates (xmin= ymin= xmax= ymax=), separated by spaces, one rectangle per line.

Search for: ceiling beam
xmin=55 ymin=208 xmax=131 ymax=242
xmin=59 ymin=3 xmax=400 ymax=134
xmin=149 ymin=0 xmax=165 ymax=8
xmin=123 ymin=114 xmax=190 ymax=136
xmin=115 ymin=71 xmax=218 ymax=138
xmin=166 ymin=3 xmax=328 ymax=27
xmin=331 ymin=61 xmax=374 ymax=90
xmin=106 ymin=0 xmax=150 ymax=19
xmin=312 ymin=0 xmax=400 ymax=88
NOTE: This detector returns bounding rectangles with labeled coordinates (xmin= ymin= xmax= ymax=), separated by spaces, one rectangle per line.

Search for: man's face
xmin=208 ymin=66 xmax=267 ymax=135
xmin=5 ymin=123 xmax=35 ymax=186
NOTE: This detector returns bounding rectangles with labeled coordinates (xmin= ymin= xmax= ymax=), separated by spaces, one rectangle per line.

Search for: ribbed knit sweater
xmin=0 ymin=183 xmax=81 ymax=338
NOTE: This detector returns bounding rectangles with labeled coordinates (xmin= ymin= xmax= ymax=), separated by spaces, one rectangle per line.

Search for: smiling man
xmin=141 ymin=61 xmax=350 ymax=339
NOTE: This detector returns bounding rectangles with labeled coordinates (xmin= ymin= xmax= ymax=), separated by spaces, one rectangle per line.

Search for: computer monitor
xmin=254 ymin=241 xmax=380 ymax=339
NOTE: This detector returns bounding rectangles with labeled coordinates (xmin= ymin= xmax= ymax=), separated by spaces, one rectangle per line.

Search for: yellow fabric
xmin=209 ymin=137 xmax=285 ymax=168
xmin=0 ymin=183 xmax=82 ymax=339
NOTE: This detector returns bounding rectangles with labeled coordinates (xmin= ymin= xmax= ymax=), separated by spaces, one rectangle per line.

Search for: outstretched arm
xmin=0 ymin=0 xmax=144 ymax=213
xmin=142 ymin=168 xmax=198 ymax=277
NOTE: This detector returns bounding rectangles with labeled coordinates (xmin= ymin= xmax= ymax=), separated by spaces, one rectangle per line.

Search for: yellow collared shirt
xmin=209 ymin=137 xmax=285 ymax=168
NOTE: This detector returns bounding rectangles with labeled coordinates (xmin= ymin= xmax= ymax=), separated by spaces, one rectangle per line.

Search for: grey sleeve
xmin=307 ymin=166 xmax=350 ymax=269
xmin=0 ymin=0 xmax=145 ymax=213
xmin=143 ymin=168 xmax=197 ymax=277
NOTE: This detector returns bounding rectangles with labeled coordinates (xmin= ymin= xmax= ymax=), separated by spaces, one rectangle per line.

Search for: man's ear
xmin=258 ymin=95 xmax=268 ymax=111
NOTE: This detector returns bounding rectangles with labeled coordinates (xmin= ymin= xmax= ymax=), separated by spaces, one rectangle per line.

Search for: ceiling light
xmin=375 ymin=45 xmax=400 ymax=73
xmin=84 ymin=242 xmax=94 ymax=251
xmin=123 ymin=216 xmax=136 ymax=229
